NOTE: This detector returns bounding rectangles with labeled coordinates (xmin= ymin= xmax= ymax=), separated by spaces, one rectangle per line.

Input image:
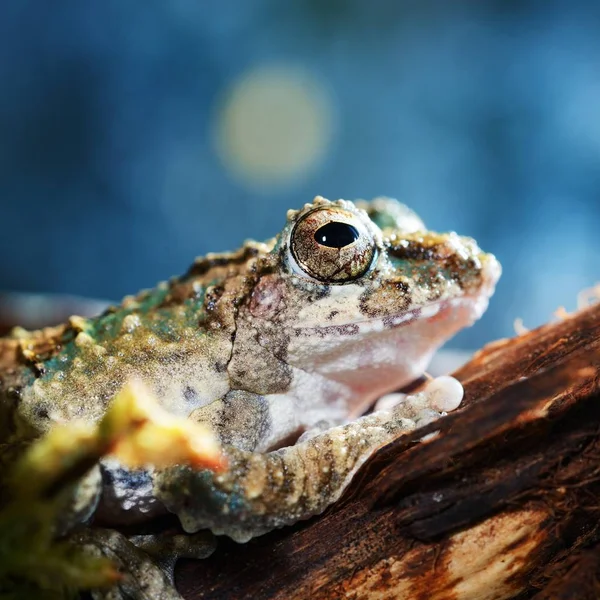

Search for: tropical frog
xmin=0 ymin=196 xmax=501 ymax=598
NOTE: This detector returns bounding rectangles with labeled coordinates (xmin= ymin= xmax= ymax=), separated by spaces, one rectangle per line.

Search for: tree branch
xmin=176 ymin=304 xmax=600 ymax=600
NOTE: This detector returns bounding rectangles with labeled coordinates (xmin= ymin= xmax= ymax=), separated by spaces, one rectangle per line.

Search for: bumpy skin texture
xmin=0 ymin=197 xmax=500 ymax=548
xmin=157 ymin=387 xmax=452 ymax=542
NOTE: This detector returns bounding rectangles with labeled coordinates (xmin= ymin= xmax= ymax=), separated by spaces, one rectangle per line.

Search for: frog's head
xmin=238 ymin=196 xmax=500 ymax=410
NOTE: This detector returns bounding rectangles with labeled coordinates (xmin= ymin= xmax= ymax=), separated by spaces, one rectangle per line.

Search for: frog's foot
xmin=128 ymin=530 xmax=217 ymax=581
xmin=374 ymin=375 xmax=464 ymax=418
xmin=155 ymin=383 xmax=464 ymax=544
xmin=73 ymin=528 xmax=184 ymax=600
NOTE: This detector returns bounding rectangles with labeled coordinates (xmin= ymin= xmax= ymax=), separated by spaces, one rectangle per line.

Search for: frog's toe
xmin=422 ymin=375 xmax=464 ymax=412
xmin=379 ymin=375 xmax=464 ymax=419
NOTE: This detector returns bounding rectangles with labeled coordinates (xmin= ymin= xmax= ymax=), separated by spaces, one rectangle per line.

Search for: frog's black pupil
xmin=314 ymin=222 xmax=360 ymax=248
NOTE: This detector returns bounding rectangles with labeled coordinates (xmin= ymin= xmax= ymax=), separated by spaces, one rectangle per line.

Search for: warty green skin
xmin=0 ymin=197 xmax=500 ymax=594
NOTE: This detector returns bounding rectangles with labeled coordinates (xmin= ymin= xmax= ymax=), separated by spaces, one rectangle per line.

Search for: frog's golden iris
xmin=290 ymin=206 xmax=377 ymax=283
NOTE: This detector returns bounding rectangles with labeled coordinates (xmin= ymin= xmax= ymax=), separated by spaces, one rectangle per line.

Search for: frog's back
xmin=0 ymin=243 xmax=268 ymax=439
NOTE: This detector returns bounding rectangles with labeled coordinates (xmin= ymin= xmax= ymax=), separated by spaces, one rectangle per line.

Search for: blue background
xmin=1 ymin=1 xmax=599 ymax=349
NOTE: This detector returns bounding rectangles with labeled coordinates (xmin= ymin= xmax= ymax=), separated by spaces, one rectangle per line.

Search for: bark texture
xmin=176 ymin=304 xmax=600 ymax=600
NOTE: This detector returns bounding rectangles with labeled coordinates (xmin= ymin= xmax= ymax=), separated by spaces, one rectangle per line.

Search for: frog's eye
xmin=290 ymin=208 xmax=376 ymax=283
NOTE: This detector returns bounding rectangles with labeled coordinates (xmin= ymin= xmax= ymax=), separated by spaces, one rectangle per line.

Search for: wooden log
xmin=176 ymin=304 xmax=600 ymax=600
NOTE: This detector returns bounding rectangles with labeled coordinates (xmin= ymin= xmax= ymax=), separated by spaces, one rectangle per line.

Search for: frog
xmin=0 ymin=196 xmax=501 ymax=599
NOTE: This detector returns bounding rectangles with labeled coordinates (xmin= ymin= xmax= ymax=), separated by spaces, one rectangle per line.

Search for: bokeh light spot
xmin=214 ymin=64 xmax=334 ymax=191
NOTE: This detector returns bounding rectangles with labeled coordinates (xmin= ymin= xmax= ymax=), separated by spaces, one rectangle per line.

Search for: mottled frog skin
xmin=0 ymin=197 xmax=500 ymax=595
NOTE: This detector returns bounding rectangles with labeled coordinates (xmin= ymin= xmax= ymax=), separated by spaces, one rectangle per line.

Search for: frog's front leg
xmin=188 ymin=390 xmax=274 ymax=451
xmin=155 ymin=377 xmax=463 ymax=543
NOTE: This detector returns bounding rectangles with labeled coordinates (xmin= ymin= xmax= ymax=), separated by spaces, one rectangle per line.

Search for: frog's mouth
xmin=288 ymin=255 xmax=500 ymax=411
xmin=293 ymin=294 xmax=489 ymax=342
xmin=295 ymin=267 xmax=499 ymax=338
xmin=294 ymin=251 xmax=500 ymax=338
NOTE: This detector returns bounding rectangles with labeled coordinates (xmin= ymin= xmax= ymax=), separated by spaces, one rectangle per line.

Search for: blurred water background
xmin=1 ymin=1 xmax=599 ymax=350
